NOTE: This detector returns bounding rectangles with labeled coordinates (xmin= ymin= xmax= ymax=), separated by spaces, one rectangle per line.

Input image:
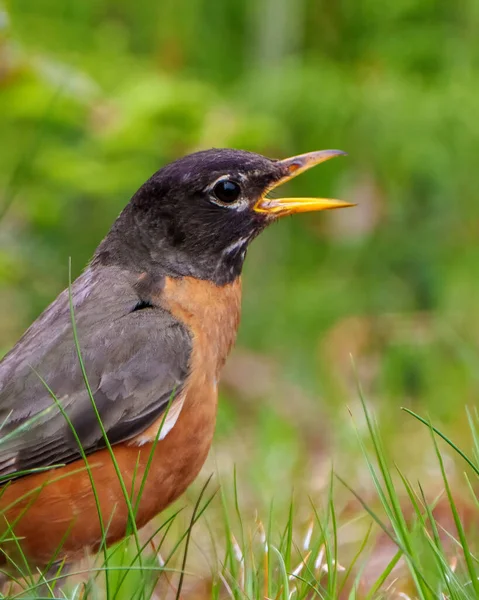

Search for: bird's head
xmin=97 ymin=148 xmax=353 ymax=284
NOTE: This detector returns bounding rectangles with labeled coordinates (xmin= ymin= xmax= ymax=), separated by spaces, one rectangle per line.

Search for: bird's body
xmin=0 ymin=271 xmax=240 ymax=567
xmin=0 ymin=147 xmax=350 ymax=578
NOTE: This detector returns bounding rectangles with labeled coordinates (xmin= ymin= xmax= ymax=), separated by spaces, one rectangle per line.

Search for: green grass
xmin=1 ymin=367 xmax=479 ymax=599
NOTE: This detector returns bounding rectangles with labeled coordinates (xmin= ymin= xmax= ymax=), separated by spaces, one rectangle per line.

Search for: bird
xmin=0 ymin=147 xmax=351 ymax=582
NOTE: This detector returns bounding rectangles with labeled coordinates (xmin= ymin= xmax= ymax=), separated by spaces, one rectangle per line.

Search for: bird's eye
xmin=212 ymin=179 xmax=241 ymax=204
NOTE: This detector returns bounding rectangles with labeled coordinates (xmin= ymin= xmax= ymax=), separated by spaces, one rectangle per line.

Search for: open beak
xmin=254 ymin=149 xmax=354 ymax=216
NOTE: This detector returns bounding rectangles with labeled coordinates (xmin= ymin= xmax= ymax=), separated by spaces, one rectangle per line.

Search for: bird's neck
xmin=92 ymin=205 xmax=248 ymax=286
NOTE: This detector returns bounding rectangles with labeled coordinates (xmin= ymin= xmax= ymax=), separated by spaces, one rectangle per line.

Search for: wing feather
xmin=0 ymin=266 xmax=191 ymax=477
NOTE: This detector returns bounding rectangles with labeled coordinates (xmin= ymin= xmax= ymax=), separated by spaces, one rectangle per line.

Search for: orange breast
xmin=0 ymin=276 xmax=241 ymax=569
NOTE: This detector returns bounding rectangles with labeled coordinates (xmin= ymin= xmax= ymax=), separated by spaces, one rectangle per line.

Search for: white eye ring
xmin=210 ymin=177 xmax=241 ymax=204
xmin=207 ymin=175 xmax=251 ymax=210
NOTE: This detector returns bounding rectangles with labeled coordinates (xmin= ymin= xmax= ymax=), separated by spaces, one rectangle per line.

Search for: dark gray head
xmin=93 ymin=148 xmax=350 ymax=284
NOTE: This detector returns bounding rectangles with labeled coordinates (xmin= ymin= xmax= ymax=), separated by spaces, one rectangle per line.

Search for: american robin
xmin=0 ymin=148 xmax=350 ymax=580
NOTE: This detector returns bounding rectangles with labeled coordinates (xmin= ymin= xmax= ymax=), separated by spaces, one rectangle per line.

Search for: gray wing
xmin=0 ymin=266 xmax=191 ymax=476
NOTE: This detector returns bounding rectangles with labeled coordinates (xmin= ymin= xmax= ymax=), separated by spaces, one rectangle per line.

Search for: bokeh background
xmin=2 ymin=0 xmax=479 ymax=593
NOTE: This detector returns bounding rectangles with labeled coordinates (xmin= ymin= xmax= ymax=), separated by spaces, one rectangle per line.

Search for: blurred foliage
xmin=2 ymin=0 xmax=479 ymax=449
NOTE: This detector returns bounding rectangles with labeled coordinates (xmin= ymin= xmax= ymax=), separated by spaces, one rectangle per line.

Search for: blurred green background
xmin=2 ymin=0 xmax=479 ymax=509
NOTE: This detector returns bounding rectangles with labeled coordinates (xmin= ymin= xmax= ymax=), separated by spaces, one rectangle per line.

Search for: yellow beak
xmin=254 ymin=149 xmax=353 ymax=216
